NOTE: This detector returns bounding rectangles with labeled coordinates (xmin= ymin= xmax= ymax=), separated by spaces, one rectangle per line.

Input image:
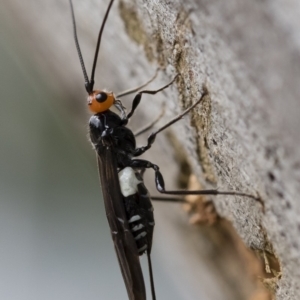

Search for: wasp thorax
xmin=87 ymin=90 xmax=115 ymax=113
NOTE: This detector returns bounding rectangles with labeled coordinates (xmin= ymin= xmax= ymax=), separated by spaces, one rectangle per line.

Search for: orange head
xmin=87 ymin=90 xmax=115 ymax=113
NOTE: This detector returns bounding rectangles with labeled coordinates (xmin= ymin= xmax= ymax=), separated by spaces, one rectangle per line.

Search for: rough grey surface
xmin=2 ymin=0 xmax=300 ymax=299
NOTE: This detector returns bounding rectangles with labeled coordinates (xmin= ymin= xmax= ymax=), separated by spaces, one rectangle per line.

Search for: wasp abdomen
xmin=118 ymin=167 xmax=155 ymax=255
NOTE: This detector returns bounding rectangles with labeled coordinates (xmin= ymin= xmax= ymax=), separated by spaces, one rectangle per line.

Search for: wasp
xmin=69 ymin=0 xmax=260 ymax=299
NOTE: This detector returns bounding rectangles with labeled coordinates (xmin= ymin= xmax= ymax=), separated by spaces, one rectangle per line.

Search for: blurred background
xmin=2 ymin=0 xmax=300 ymax=299
xmin=1 ymin=0 xmax=224 ymax=299
xmin=0 ymin=1 xmax=186 ymax=299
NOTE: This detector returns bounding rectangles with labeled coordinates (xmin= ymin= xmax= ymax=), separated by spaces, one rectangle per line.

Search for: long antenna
xmin=69 ymin=0 xmax=90 ymax=93
xmin=90 ymin=0 xmax=115 ymax=92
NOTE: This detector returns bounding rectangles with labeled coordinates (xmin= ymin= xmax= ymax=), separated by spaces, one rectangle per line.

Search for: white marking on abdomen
xmin=132 ymin=224 xmax=144 ymax=231
xmin=128 ymin=215 xmax=141 ymax=223
xmin=118 ymin=167 xmax=142 ymax=197
xmin=138 ymin=245 xmax=147 ymax=253
xmin=135 ymin=231 xmax=147 ymax=240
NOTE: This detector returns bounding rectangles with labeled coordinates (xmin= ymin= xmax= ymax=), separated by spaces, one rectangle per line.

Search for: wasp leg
xmin=129 ymin=159 xmax=261 ymax=202
xmin=121 ymin=75 xmax=178 ymax=125
xmin=134 ymin=103 xmax=166 ymax=137
xmin=133 ymin=90 xmax=207 ymax=157
xmin=116 ymin=69 xmax=159 ymax=98
xmin=147 ymin=251 xmax=156 ymax=300
xmin=151 ymin=196 xmax=185 ymax=203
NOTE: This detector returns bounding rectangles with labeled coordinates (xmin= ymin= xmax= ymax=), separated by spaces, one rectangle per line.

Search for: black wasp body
xmin=69 ymin=0 xmax=261 ymax=299
xmin=89 ymin=110 xmax=155 ymax=257
xmin=90 ymin=110 xmax=136 ymax=167
xmin=88 ymin=105 xmax=161 ymax=300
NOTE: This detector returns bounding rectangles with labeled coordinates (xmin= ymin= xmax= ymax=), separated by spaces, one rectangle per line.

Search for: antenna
xmin=90 ymin=0 xmax=115 ymax=92
xmin=69 ymin=0 xmax=115 ymax=94
xmin=69 ymin=0 xmax=91 ymax=93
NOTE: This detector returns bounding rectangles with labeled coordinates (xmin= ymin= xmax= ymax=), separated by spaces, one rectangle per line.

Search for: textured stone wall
xmin=2 ymin=0 xmax=300 ymax=299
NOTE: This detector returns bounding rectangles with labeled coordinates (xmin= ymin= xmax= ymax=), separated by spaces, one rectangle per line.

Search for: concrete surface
xmin=2 ymin=0 xmax=300 ymax=299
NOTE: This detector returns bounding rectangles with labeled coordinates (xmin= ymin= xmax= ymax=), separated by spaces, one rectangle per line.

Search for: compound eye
xmin=95 ymin=92 xmax=108 ymax=103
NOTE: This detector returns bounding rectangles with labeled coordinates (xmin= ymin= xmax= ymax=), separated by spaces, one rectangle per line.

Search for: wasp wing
xmin=96 ymin=147 xmax=146 ymax=300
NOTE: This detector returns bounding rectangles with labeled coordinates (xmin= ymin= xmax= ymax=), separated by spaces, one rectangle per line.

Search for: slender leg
xmin=129 ymin=159 xmax=261 ymax=202
xmin=121 ymin=75 xmax=179 ymax=125
xmin=133 ymin=90 xmax=207 ymax=157
xmin=134 ymin=104 xmax=165 ymax=137
xmin=116 ymin=69 xmax=159 ymax=98
xmin=147 ymin=252 xmax=156 ymax=300
xmin=151 ymin=196 xmax=185 ymax=203
xmin=114 ymin=99 xmax=127 ymax=119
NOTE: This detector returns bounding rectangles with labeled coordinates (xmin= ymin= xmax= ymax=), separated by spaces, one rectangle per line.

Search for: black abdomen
xmin=118 ymin=167 xmax=154 ymax=255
